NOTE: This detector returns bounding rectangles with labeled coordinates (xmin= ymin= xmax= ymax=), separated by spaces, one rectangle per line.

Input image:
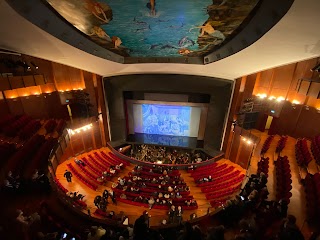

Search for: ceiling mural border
xmin=6 ymin=0 xmax=294 ymax=65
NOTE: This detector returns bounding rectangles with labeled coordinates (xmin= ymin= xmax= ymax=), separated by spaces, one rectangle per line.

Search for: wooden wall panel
xmin=237 ymin=141 xmax=252 ymax=169
xmin=0 ymin=77 xmax=11 ymax=91
xmin=272 ymin=64 xmax=296 ymax=90
xmin=229 ymin=133 xmax=240 ymax=163
xmin=0 ymin=100 xmax=9 ymax=117
xmin=20 ymin=95 xmax=47 ymax=119
xmin=242 ymin=73 xmax=257 ymax=100
xmin=294 ymin=107 xmax=320 ymax=138
xmin=6 ymin=98 xmax=24 ymax=115
xmin=275 ymin=101 xmax=301 ymax=135
xmin=259 ymin=69 xmax=273 ymax=88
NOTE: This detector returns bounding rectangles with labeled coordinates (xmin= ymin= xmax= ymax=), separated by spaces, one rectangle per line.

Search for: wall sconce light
xmin=316 ymin=108 xmax=320 ymax=113
xmin=256 ymin=93 xmax=267 ymax=99
xmin=67 ymin=123 xmax=93 ymax=135
xmin=268 ymin=96 xmax=276 ymax=100
xmin=292 ymin=100 xmax=300 ymax=104
xmin=31 ymin=62 xmax=39 ymax=69
xmin=276 ymin=96 xmax=285 ymax=102
xmin=305 ymin=105 xmax=310 ymax=110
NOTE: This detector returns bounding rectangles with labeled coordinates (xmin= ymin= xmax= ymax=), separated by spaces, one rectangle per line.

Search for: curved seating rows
xmin=18 ymin=119 xmax=41 ymax=140
xmin=67 ymin=163 xmax=98 ymax=191
xmin=193 ymin=165 xmax=234 ymax=182
xmin=190 ymin=163 xmax=227 ymax=178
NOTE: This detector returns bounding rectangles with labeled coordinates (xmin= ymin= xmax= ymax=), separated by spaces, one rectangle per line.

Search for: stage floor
xmin=55 ymin=148 xmax=244 ymax=227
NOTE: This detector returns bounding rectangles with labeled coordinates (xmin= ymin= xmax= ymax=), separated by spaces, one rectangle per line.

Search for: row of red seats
xmin=81 ymin=157 xmax=103 ymax=176
xmin=257 ymin=157 xmax=269 ymax=177
xmin=275 ymin=156 xmax=292 ymax=203
xmin=67 ymin=163 xmax=98 ymax=190
xmin=117 ymin=197 xmax=198 ymax=210
xmin=311 ymin=135 xmax=320 ymax=166
xmin=2 ymin=115 xmax=32 ymax=137
xmin=276 ymin=136 xmax=288 ymax=154
xmin=55 ymin=177 xmax=68 ymax=193
xmin=201 ymin=174 xmax=245 ymax=193
xmin=108 ymin=152 xmax=130 ymax=165
xmin=44 ymin=119 xmax=57 ymax=133
xmin=205 ymin=184 xmax=241 ymax=200
xmin=18 ymin=119 xmax=41 ymax=140
xmin=138 ymin=165 xmax=179 ymax=175
xmin=295 ymin=138 xmax=312 ymax=167
xmin=193 ymin=165 xmax=234 ymax=182
xmin=112 ymin=187 xmax=193 ymax=202
xmin=260 ymin=135 xmax=274 ymax=155
xmin=304 ymin=173 xmax=320 ymax=220
xmin=74 ymin=163 xmax=101 ymax=185
xmin=133 ymin=169 xmax=180 ymax=178
xmin=93 ymin=152 xmax=115 ymax=169
xmin=88 ymin=154 xmax=108 ymax=172
xmin=187 ymin=162 xmax=218 ymax=173
xmin=197 ymin=170 xmax=241 ymax=187
xmin=54 ymin=177 xmax=87 ymax=208
xmin=191 ymin=163 xmax=227 ymax=178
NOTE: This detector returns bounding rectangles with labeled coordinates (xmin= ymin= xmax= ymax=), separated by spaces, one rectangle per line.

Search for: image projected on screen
xmin=142 ymin=104 xmax=191 ymax=137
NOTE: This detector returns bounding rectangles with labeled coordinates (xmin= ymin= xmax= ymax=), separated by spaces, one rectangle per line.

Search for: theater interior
xmin=0 ymin=0 xmax=320 ymax=239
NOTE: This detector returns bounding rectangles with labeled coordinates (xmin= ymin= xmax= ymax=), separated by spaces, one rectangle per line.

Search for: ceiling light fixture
xmin=31 ymin=62 xmax=39 ymax=69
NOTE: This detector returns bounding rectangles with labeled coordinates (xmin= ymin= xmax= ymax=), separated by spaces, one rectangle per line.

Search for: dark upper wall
xmin=104 ymin=74 xmax=233 ymax=150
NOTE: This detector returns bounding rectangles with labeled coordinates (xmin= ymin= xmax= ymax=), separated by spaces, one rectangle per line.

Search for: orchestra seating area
xmin=112 ymin=164 xmax=198 ymax=210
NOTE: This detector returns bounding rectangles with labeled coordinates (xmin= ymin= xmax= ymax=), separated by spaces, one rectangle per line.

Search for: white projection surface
xmin=133 ymin=103 xmax=201 ymax=137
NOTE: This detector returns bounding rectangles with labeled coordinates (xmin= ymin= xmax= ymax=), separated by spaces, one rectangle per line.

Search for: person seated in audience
xmin=164 ymin=193 xmax=170 ymax=199
xmin=167 ymin=199 xmax=173 ymax=206
xmin=158 ymin=192 xmax=163 ymax=198
xmin=120 ymin=193 xmax=127 ymax=199
xmin=162 ymin=199 xmax=167 ymax=205
xmin=185 ymin=199 xmax=191 ymax=206
xmin=74 ymin=158 xmax=85 ymax=166
xmin=164 ymin=175 xmax=170 ymax=181
xmin=151 ymin=178 xmax=157 ymax=184
xmin=109 ymin=168 xmax=116 ymax=175
xmin=168 ymin=186 xmax=173 ymax=192
xmin=176 ymin=192 xmax=182 ymax=199
xmin=32 ymin=169 xmax=44 ymax=181
xmin=161 ymin=180 xmax=166 ymax=185
xmin=118 ymin=177 xmax=125 ymax=186
xmin=170 ymin=192 xmax=176 ymax=198
xmin=163 ymin=169 xmax=167 ymax=175
xmin=148 ymin=197 xmax=155 ymax=209
xmin=112 ymin=182 xmax=118 ymax=189
xmin=190 ymin=199 xmax=197 ymax=206
xmin=103 ymin=189 xmax=109 ymax=200
xmin=208 ymin=175 xmax=213 ymax=182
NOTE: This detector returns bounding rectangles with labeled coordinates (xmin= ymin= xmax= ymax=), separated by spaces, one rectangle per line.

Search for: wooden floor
xmin=56 ymin=148 xmax=245 ymax=227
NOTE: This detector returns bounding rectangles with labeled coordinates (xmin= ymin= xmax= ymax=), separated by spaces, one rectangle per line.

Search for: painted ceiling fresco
xmin=46 ymin=0 xmax=260 ymax=58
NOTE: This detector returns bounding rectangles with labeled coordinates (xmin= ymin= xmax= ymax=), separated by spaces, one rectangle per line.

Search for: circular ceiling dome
xmin=7 ymin=0 xmax=294 ymax=64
